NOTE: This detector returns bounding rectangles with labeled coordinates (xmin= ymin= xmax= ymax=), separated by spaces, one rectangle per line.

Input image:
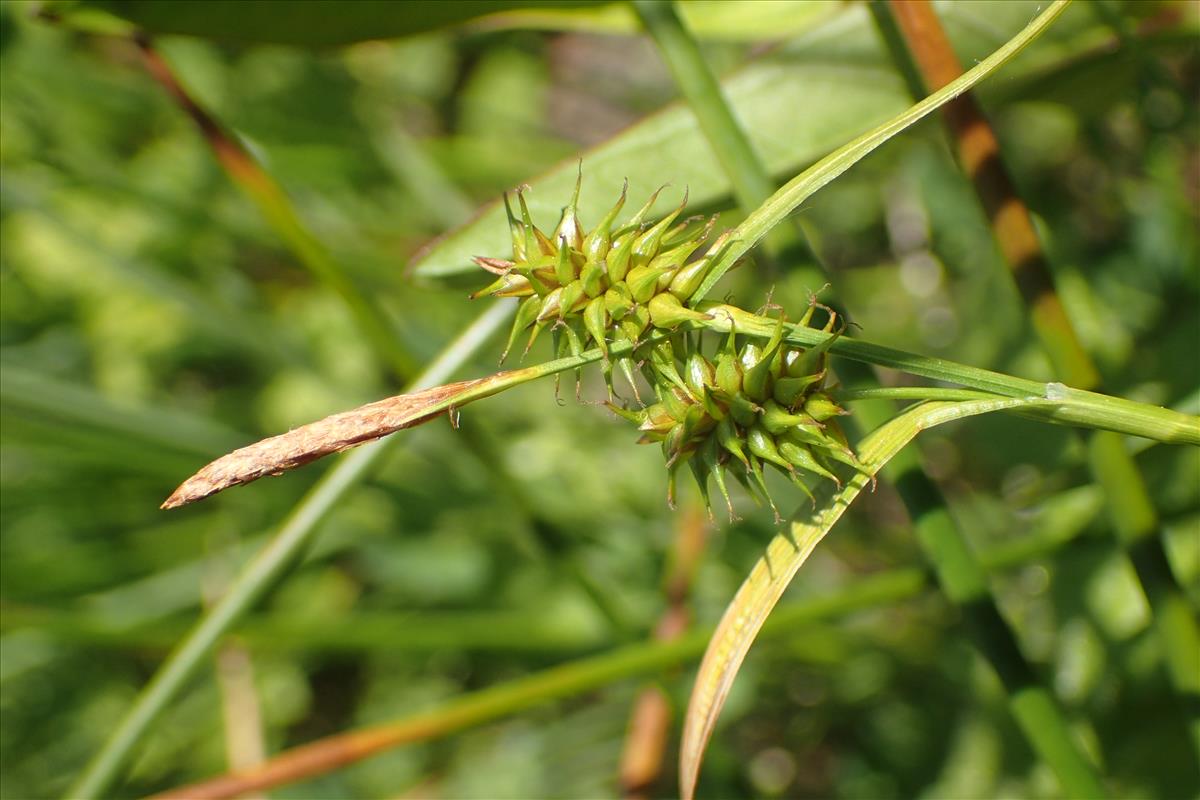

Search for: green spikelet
xmin=474 ymin=173 xmax=715 ymax=357
xmin=605 ymin=324 xmax=859 ymax=517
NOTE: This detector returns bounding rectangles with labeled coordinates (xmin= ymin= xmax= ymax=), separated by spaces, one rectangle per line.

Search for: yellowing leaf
xmin=679 ymin=396 xmax=1051 ymax=799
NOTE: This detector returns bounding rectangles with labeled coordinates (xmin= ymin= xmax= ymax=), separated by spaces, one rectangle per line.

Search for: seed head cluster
xmin=610 ymin=312 xmax=864 ymax=520
xmin=474 ymin=173 xmax=865 ymax=519
xmin=472 ymin=171 xmax=728 ymax=376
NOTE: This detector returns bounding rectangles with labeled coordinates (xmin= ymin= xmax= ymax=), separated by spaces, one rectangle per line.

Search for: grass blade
xmin=678 ymin=396 xmax=1052 ymax=800
xmin=143 ymin=570 xmax=929 ymax=800
xmin=0 ymin=365 xmax=246 ymax=459
xmin=688 ymin=0 xmax=1072 ymax=303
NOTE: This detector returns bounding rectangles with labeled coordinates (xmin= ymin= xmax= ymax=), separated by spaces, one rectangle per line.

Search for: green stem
xmin=366 ymin=322 xmax=1194 ymax=451
xmin=631 ymin=1 xmax=778 ymax=232
xmin=631 ymin=0 xmax=825 ymax=288
xmin=147 ymin=569 xmax=929 ymax=800
xmin=837 ymin=387 xmax=999 ymax=403
xmin=695 ymin=305 xmax=1200 ymax=444
xmin=64 ymin=302 xmax=513 ymax=800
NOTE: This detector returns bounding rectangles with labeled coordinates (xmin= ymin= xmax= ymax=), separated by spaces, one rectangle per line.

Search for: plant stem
xmin=837 ymin=387 xmax=1000 ymax=403
xmin=63 ymin=301 xmax=513 ymax=800
xmin=164 ymin=319 xmax=1198 ymax=507
xmin=146 ymin=569 xmax=927 ymax=800
xmin=696 ymin=306 xmax=1200 ymax=445
xmin=631 ymin=0 xmax=787 ymax=254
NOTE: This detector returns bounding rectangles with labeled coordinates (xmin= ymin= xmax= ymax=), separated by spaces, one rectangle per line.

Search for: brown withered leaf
xmin=161 ymin=377 xmax=491 ymax=509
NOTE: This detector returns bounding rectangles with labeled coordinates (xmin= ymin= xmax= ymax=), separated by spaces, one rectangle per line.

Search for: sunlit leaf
xmin=678 ymin=397 xmax=1053 ymax=800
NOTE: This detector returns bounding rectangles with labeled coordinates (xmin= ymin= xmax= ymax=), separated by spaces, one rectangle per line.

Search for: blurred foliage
xmin=1 ymin=1 xmax=1197 ymax=798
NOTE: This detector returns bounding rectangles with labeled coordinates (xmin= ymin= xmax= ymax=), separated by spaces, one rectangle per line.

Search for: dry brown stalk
xmin=136 ymin=37 xmax=264 ymax=197
xmin=162 ymin=377 xmax=493 ymax=509
xmin=887 ymin=0 xmax=1100 ymax=390
xmin=146 ymin=722 xmax=421 ymax=800
xmin=619 ymin=506 xmax=707 ymax=799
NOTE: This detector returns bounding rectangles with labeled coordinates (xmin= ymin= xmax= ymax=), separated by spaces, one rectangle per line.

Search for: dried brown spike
xmin=473 ymin=256 xmax=515 ymax=275
xmin=161 ymin=378 xmax=490 ymax=509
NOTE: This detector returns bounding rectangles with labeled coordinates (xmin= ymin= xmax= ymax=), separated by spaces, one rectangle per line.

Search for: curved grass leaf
xmin=688 ymin=0 xmax=1071 ymax=302
xmin=678 ymin=396 xmax=1054 ymax=800
xmin=409 ymin=3 xmax=912 ymax=281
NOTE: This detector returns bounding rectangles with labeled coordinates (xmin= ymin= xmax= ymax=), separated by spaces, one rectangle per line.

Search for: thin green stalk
xmin=306 ymin=322 xmax=1195 ymax=450
xmin=837 ymin=387 xmax=1000 ymax=403
xmin=632 ymin=0 xmax=781 ymax=247
xmin=697 ymin=305 xmax=1200 ymax=445
xmin=149 ymin=569 xmax=929 ymax=800
xmin=64 ymin=301 xmax=513 ymax=800
xmin=631 ymin=0 xmax=825 ymax=289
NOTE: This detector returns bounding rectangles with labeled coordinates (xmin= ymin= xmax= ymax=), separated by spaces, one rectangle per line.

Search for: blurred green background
xmin=1 ymin=1 xmax=1197 ymax=798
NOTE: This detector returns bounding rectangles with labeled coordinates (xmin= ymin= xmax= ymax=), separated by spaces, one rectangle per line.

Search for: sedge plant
xmin=61 ymin=3 xmax=1200 ymax=798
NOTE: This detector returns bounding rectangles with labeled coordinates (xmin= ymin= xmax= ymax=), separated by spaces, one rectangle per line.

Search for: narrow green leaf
xmin=413 ymin=2 xmax=1086 ymax=283
xmin=678 ymin=396 xmax=1053 ymax=800
xmin=0 ymin=365 xmax=246 ymax=459
xmin=688 ymin=0 xmax=1072 ymax=303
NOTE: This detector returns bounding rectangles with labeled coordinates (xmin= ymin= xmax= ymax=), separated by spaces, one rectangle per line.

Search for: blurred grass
xmin=1 ymin=1 xmax=1197 ymax=799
